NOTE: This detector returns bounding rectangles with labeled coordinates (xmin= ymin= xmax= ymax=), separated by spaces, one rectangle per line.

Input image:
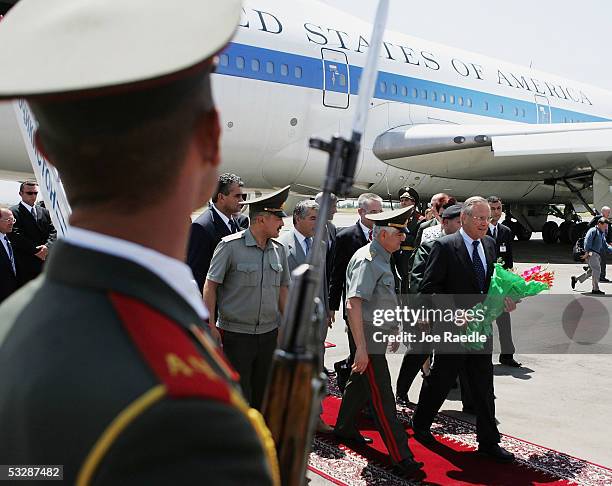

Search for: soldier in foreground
xmin=0 ymin=1 xmax=278 ymax=484
xmin=333 ymin=206 xmax=424 ymax=478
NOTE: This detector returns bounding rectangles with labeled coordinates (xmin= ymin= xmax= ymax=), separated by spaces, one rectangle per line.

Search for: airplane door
xmin=321 ymin=48 xmax=349 ymax=109
xmin=535 ymin=95 xmax=551 ymax=123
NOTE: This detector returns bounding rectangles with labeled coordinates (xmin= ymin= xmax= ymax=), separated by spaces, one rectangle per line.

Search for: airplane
xmin=2 ymin=0 xmax=612 ymax=244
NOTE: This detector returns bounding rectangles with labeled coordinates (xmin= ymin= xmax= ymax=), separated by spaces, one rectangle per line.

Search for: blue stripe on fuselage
xmin=215 ymin=42 xmax=609 ymax=124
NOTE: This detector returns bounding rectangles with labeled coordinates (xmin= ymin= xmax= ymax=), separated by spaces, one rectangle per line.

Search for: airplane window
xmin=432 ymin=91 xmax=437 ymax=101
xmin=236 ymin=56 xmax=245 ymax=70
xmin=522 ymin=108 xmax=526 ymax=117
xmin=421 ymin=89 xmax=427 ymax=99
xmin=280 ymin=64 xmax=288 ymax=76
xmin=380 ymin=81 xmax=387 ymax=93
xmin=294 ymin=66 xmax=302 ymax=79
xmin=441 ymin=93 xmax=446 ymax=102
xmin=467 ymin=98 xmax=472 ymax=107
xmin=401 ymin=86 xmax=408 ymax=97
xmin=391 ymin=84 xmax=397 ymax=95
xmin=449 ymin=95 xmax=455 ymax=104
xmin=219 ymin=54 xmax=229 ymax=67
xmin=412 ymin=88 xmax=418 ymax=98
xmin=458 ymin=96 xmax=464 ymax=106
xmin=339 ymin=74 xmax=346 ymax=87
xmin=484 ymin=101 xmax=489 ymax=111
xmin=514 ymin=107 xmax=519 ymax=116
xmin=266 ymin=61 xmax=274 ymax=74
xmin=251 ymin=59 xmax=260 ymax=72
xmin=499 ymin=104 xmax=504 ymax=113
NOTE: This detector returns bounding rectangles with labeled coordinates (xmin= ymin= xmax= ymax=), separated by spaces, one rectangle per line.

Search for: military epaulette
xmin=222 ymin=230 xmax=245 ymax=242
xmin=109 ymin=293 xmax=232 ymax=403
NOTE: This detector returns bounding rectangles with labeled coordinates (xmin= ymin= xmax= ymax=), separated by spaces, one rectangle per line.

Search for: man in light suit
xmin=0 ymin=207 xmax=20 ymax=303
xmin=9 ymin=181 xmax=56 ymax=284
xmin=187 ymin=173 xmax=246 ymax=292
xmin=412 ymin=197 xmax=517 ymax=463
xmin=278 ymin=199 xmax=332 ymax=433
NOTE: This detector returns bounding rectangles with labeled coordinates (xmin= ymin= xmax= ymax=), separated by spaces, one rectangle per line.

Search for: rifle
xmin=261 ymin=1 xmax=391 ymax=484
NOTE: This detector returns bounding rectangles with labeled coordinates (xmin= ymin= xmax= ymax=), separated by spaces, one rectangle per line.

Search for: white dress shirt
xmin=210 ymin=203 xmax=236 ymax=233
xmin=64 ymin=227 xmax=208 ymax=320
xmin=460 ymin=227 xmax=487 ymax=266
xmin=358 ymin=220 xmax=372 ymax=242
xmin=293 ymin=228 xmax=310 ymax=256
xmin=489 ymin=223 xmax=498 ymax=239
xmin=20 ymin=201 xmax=35 ymax=216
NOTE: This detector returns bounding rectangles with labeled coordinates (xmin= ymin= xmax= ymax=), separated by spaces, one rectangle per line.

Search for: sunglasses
xmin=24 ymin=191 xmax=38 ymax=195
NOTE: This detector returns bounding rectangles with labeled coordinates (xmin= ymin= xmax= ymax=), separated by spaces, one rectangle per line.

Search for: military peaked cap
xmin=0 ymin=0 xmax=241 ymax=99
xmin=366 ymin=205 xmax=414 ymax=228
xmin=241 ymin=185 xmax=291 ymax=218
xmin=441 ymin=204 xmax=463 ymax=220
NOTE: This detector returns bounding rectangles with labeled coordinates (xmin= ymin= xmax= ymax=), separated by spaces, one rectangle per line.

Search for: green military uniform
xmin=334 ymin=207 xmax=422 ymax=475
xmin=397 ymin=204 xmax=463 ymax=401
xmin=0 ymin=242 xmax=279 ymax=485
xmin=0 ymin=0 xmax=279 ymax=483
xmin=392 ymin=188 xmax=423 ymax=296
xmin=207 ymin=186 xmax=291 ymax=410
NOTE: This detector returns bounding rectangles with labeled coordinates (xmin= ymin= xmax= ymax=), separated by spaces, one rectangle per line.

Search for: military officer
xmin=396 ymin=204 xmax=463 ymax=403
xmin=334 ymin=206 xmax=423 ymax=478
xmin=0 ymin=1 xmax=278 ymax=484
xmin=391 ymin=187 xmax=423 ymax=296
xmin=204 ymin=186 xmax=291 ymax=411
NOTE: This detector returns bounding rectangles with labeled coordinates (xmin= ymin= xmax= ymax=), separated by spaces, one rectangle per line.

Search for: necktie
xmin=368 ymin=229 xmax=373 ymax=241
xmin=492 ymin=226 xmax=497 ymax=240
xmin=4 ymin=235 xmax=15 ymax=275
xmin=229 ymin=218 xmax=239 ymax=233
xmin=304 ymin=237 xmax=312 ymax=255
xmin=31 ymin=207 xmax=36 ymax=220
xmin=472 ymin=240 xmax=486 ymax=291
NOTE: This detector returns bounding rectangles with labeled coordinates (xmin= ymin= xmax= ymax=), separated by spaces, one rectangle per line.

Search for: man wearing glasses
xmin=188 ymin=173 xmax=248 ymax=292
xmin=8 ymin=181 xmax=56 ymax=284
xmin=412 ymin=196 xmax=517 ymax=463
xmin=0 ymin=207 xmax=19 ymax=303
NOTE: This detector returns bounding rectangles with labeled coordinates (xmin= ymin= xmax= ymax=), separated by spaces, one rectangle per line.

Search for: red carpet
xmin=308 ymin=382 xmax=612 ymax=485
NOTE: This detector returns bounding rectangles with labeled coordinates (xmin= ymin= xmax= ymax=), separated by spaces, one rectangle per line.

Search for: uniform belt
xmin=401 ymin=245 xmax=415 ymax=250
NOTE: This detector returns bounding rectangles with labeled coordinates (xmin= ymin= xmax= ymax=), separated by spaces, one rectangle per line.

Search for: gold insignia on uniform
xmin=166 ymin=354 xmax=194 ymax=376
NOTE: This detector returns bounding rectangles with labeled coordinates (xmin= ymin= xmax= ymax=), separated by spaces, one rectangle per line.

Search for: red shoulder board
xmin=109 ymin=292 xmax=231 ymax=403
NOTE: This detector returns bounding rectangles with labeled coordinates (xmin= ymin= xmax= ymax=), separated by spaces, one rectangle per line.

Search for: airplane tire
xmin=569 ymin=222 xmax=588 ymax=244
xmin=542 ymin=221 xmax=559 ymax=244
xmin=514 ymin=222 xmax=532 ymax=241
xmin=559 ymin=221 xmax=572 ymax=244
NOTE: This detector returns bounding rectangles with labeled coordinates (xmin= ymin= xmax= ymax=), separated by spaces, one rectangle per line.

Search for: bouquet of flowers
xmin=462 ymin=264 xmax=554 ymax=350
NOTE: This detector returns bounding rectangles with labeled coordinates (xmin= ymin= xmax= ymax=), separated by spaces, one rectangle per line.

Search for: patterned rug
xmin=308 ymin=379 xmax=612 ymax=485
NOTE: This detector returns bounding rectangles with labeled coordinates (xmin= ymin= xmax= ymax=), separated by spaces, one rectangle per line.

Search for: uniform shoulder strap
xmin=109 ymin=292 xmax=232 ymax=402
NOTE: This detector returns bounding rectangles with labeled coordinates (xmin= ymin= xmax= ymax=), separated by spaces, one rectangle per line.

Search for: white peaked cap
xmin=0 ymin=0 xmax=242 ymax=98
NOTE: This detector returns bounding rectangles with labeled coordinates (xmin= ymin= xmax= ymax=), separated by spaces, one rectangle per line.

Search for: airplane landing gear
xmin=542 ymin=221 xmax=560 ymax=244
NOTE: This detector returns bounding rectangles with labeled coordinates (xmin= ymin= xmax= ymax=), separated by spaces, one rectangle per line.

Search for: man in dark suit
xmin=0 ymin=2 xmax=277 ymax=484
xmin=487 ymin=196 xmax=520 ymax=367
xmin=0 ymin=207 xmax=19 ymax=303
xmin=329 ymin=193 xmax=382 ymax=391
xmin=187 ymin=173 xmax=246 ymax=292
xmin=412 ymin=197 xmax=516 ymax=463
xmin=9 ymin=181 xmax=56 ymax=284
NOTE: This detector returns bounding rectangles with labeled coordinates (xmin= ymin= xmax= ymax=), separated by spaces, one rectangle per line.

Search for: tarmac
xmin=280 ymin=210 xmax=612 ymax=483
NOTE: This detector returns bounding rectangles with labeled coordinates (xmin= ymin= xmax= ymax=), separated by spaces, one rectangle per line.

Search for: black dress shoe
xmin=395 ymin=457 xmax=424 ymax=476
xmin=462 ymin=405 xmax=475 ymax=414
xmin=571 ymin=276 xmax=577 ymax=290
xmin=411 ymin=427 xmax=437 ymax=445
xmin=600 ymin=277 xmax=611 ymax=283
xmin=499 ymin=356 xmax=522 ymax=367
xmin=591 ymin=289 xmax=606 ymax=295
xmin=334 ymin=432 xmax=373 ymax=445
xmin=477 ymin=444 xmax=515 ymax=463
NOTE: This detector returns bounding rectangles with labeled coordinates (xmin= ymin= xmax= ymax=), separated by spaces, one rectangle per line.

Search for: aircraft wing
xmin=373 ymin=122 xmax=612 ymax=181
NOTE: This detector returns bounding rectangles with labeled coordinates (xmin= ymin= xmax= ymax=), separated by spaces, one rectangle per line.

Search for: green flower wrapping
xmin=463 ymin=263 xmax=550 ymax=350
